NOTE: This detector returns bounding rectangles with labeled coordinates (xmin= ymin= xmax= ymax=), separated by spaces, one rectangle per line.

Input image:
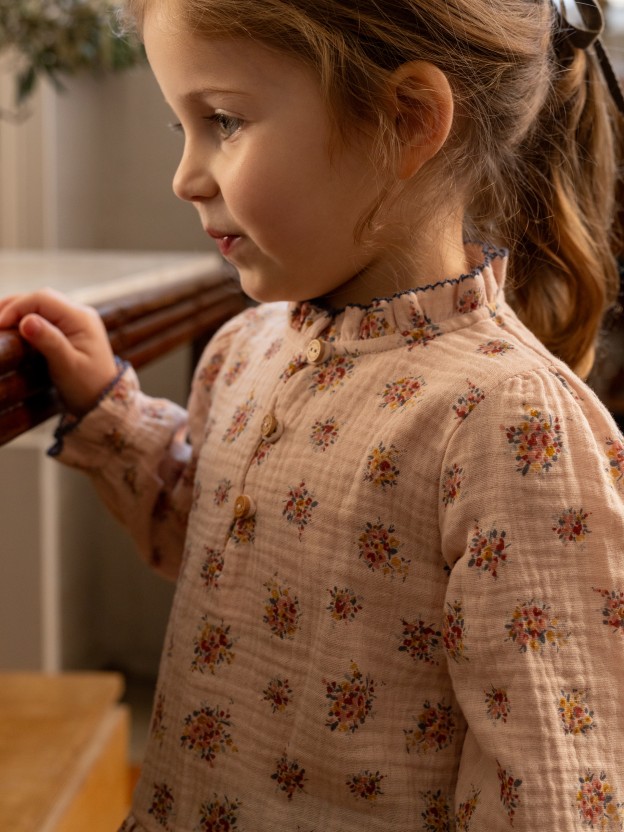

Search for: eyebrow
xmin=180 ymin=87 xmax=250 ymax=103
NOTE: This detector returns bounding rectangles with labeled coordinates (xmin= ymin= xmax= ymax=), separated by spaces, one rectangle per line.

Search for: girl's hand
xmin=0 ymin=289 xmax=119 ymax=416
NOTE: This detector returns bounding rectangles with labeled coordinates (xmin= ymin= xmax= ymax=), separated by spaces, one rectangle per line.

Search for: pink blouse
xmin=54 ymin=244 xmax=624 ymax=831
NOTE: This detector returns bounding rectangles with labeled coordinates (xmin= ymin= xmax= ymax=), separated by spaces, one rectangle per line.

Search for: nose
xmin=172 ymin=142 xmax=218 ymax=203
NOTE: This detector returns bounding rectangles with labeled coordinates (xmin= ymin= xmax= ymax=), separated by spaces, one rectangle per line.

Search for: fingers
xmin=18 ymin=313 xmax=74 ymax=365
xmin=0 ymin=289 xmax=119 ymax=416
xmin=0 ymin=288 xmax=85 ymax=333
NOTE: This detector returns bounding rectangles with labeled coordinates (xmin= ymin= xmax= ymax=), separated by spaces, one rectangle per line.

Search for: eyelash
xmin=167 ymin=113 xmax=243 ymax=139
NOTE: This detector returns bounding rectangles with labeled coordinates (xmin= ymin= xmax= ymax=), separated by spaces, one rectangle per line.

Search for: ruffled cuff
xmin=47 ymin=356 xmax=131 ymax=458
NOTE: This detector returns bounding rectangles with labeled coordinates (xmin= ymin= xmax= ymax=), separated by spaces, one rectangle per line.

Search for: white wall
xmin=0 ymin=62 xmax=210 ymax=252
xmin=0 ymin=61 xmax=214 ymax=676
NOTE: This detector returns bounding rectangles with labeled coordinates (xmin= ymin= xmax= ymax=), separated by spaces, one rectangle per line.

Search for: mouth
xmin=205 ymin=228 xmax=243 ymax=257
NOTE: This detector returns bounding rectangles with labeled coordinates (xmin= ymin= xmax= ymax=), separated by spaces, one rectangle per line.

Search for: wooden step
xmin=0 ymin=672 xmax=130 ymax=832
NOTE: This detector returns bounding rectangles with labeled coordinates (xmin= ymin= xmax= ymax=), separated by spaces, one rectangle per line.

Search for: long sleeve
xmin=439 ymin=364 xmax=624 ymax=830
xmin=51 ymin=314 xmax=247 ymax=581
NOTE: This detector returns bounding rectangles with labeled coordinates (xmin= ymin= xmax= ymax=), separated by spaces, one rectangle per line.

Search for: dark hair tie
xmin=552 ymin=0 xmax=624 ymax=113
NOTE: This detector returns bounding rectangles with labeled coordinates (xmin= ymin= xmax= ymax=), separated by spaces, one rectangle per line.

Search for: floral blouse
xmin=53 ymin=244 xmax=624 ymax=832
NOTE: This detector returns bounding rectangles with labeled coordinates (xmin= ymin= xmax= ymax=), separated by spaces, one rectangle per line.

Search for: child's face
xmin=143 ymin=13 xmax=392 ymax=305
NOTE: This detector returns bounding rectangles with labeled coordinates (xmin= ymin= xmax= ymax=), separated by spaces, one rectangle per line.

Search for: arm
xmin=0 ymin=290 xmax=241 ymax=581
xmin=440 ymin=366 xmax=624 ymax=830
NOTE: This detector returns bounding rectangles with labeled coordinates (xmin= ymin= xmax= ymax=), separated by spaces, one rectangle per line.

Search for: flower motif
xmin=497 ymin=761 xmax=522 ymax=826
xmin=378 ymin=375 xmax=426 ymax=410
xmin=558 ymin=689 xmax=595 ymax=736
xmin=290 ymin=302 xmax=315 ymax=331
xmin=346 ymin=770 xmax=386 ymax=801
xmin=327 ymin=587 xmax=363 ymax=623
xmin=487 ymin=301 xmax=505 ymax=326
xmin=251 ymin=439 xmax=274 ymax=467
xmin=356 ymin=519 xmax=410 ymax=579
xmin=263 ymin=579 xmax=302 ymax=639
xmin=191 ymin=618 xmax=236 ymax=675
xmin=421 ymin=789 xmax=452 ymax=832
xmin=271 ymin=753 xmax=306 ymax=800
xmin=310 ymin=355 xmax=356 ymax=393
xmin=180 ymin=705 xmax=237 ymax=765
xmin=122 ymin=465 xmax=140 ymax=495
xmin=103 ymin=428 xmax=128 ymax=454
xmin=453 ymin=380 xmax=486 ymax=420
xmin=404 ymin=701 xmax=456 ymax=754
xmin=443 ymin=601 xmax=468 ymax=662
xmin=466 ymin=525 xmax=510 ymax=578
xmin=477 ymin=339 xmax=515 ymax=357
xmin=605 ymin=437 xmax=624 ymax=492
xmin=399 ymin=619 xmax=442 ymax=665
xmin=230 ymin=515 xmax=256 ymax=545
xmin=282 ymin=481 xmax=318 ymax=540
xmin=196 ymin=796 xmax=241 ymax=831
xmin=151 ymin=691 xmax=167 ymax=743
xmin=364 ymin=442 xmax=401 ymax=489
xmin=148 ymin=782 xmax=175 ymax=830
xmin=223 ymin=353 xmax=249 ymax=386
xmin=279 ymin=354 xmax=307 ymax=382
xmin=576 ymin=771 xmax=623 ymax=829
xmin=485 ymin=687 xmax=510 ymax=724
xmin=505 ymin=599 xmax=568 ymax=653
xmin=105 ymin=376 xmax=131 ymax=406
xmin=457 ymin=286 xmax=484 ymax=313
xmin=262 ymin=677 xmax=293 ymax=713
xmin=441 ymin=463 xmax=463 ymax=507
xmin=553 ymin=508 xmax=592 ymax=544
xmin=323 ymin=661 xmax=376 ymax=733
xmin=201 ymin=547 xmax=224 ymax=590
xmin=502 ymin=409 xmax=564 ymax=475
xmin=550 ymin=368 xmax=583 ymax=400
xmin=264 ymin=337 xmax=283 ymax=360
xmin=198 ymin=353 xmax=225 ymax=390
xmin=191 ymin=479 xmax=202 ymax=512
xmin=402 ymin=309 xmax=442 ymax=349
xmin=213 ymin=479 xmax=232 ymax=506
xmin=456 ymin=788 xmax=481 ymax=831
xmin=222 ymin=395 xmax=257 ymax=443
xmin=359 ymin=305 xmax=394 ymax=338
xmin=593 ymin=588 xmax=624 ymax=635
xmin=309 ymin=417 xmax=340 ymax=452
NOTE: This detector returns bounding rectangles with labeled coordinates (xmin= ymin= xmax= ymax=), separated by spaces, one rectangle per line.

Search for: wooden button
xmin=306 ymin=338 xmax=332 ymax=364
xmin=233 ymin=494 xmax=256 ymax=519
xmin=261 ymin=413 xmax=279 ymax=438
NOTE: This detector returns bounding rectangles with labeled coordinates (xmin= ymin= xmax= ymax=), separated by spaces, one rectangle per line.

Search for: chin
xmin=238 ymin=273 xmax=308 ymax=305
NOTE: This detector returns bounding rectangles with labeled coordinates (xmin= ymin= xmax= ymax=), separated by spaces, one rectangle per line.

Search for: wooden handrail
xmin=0 ymin=262 xmax=246 ymax=447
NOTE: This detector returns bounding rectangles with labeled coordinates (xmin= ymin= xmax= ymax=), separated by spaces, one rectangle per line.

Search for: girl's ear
xmin=389 ymin=61 xmax=454 ymax=180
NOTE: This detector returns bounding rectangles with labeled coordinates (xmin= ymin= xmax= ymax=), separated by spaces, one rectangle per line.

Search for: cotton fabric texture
xmin=54 ymin=244 xmax=624 ymax=831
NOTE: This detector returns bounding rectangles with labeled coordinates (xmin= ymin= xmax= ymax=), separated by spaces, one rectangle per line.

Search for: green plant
xmin=0 ymin=0 xmax=144 ymax=104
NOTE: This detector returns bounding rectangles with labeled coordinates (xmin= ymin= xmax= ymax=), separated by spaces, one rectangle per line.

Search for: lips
xmin=205 ymin=228 xmax=243 ymax=257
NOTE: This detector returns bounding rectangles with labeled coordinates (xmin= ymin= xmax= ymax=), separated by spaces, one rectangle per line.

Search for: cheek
xmin=226 ymin=155 xmax=312 ymax=235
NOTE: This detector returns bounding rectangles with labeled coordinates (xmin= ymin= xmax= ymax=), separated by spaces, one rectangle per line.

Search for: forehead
xmin=142 ymin=10 xmax=317 ymax=107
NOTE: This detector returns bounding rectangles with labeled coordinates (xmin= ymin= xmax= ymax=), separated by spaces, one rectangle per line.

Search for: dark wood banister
xmin=0 ymin=262 xmax=247 ymax=447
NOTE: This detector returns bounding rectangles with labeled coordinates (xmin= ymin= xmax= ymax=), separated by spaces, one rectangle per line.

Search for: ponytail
xmin=501 ymin=37 xmax=622 ymax=375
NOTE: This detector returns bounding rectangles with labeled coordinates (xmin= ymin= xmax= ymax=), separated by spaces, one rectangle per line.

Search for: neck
xmin=319 ymin=208 xmax=468 ymax=309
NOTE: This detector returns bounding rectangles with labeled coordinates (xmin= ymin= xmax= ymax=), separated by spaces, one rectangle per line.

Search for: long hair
xmin=121 ymin=0 xmax=622 ymax=373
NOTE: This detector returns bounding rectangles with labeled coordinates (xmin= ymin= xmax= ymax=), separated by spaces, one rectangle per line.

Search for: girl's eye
xmin=208 ymin=112 xmax=243 ymax=139
xmin=168 ymin=121 xmax=184 ymax=134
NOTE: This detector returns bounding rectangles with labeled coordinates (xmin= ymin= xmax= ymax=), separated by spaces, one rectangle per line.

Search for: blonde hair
xmin=121 ymin=0 xmax=622 ymax=373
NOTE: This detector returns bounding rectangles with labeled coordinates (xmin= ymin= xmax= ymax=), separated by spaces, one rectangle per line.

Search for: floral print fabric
xmin=52 ymin=244 xmax=624 ymax=831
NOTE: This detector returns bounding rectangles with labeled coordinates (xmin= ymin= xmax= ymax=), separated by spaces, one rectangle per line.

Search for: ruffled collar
xmin=288 ymin=243 xmax=507 ymax=343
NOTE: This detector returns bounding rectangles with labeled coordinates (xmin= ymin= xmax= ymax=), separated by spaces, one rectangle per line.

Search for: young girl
xmin=1 ymin=0 xmax=623 ymax=829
